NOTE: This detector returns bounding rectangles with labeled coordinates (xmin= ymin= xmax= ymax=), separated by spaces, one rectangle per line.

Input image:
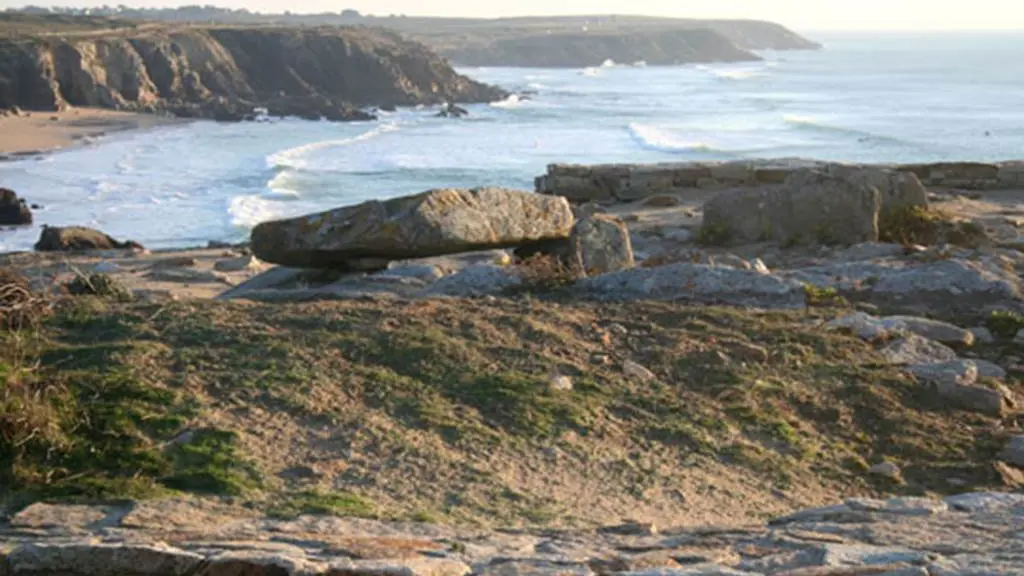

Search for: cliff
xmin=0 ymin=17 xmax=507 ymax=120
xmin=4 ymin=11 xmax=822 ymax=69
xmin=433 ymin=28 xmax=761 ymax=68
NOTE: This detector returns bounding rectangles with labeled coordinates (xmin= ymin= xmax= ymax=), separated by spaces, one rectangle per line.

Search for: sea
xmin=2 ymin=31 xmax=1023 ymax=251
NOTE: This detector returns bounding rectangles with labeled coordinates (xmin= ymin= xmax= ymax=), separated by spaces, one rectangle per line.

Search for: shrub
xmin=64 ymin=273 xmax=133 ymax=301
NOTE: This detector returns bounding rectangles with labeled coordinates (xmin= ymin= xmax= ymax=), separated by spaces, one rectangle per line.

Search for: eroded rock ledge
xmin=537 ymin=160 xmax=1024 ymax=203
xmin=2 ymin=493 xmax=1024 ymax=575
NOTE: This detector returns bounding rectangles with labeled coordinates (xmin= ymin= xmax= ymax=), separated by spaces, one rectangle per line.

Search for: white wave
xmin=632 ymin=60 xmax=647 ymax=67
xmin=228 ymin=194 xmax=283 ymax=228
xmin=711 ymin=68 xmax=766 ymax=81
xmin=783 ymin=114 xmax=818 ymax=127
xmin=490 ymin=94 xmax=525 ymax=108
xmin=526 ymin=82 xmax=548 ymax=90
xmin=266 ymin=123 xmax=399 ymax=170
xmin=601 ymin=59 xmax=616 ymax=68
xmin=581 ymin=67 xmax=601 ymax=77
xmin=628 ymin=123 xmax=716 ymax=153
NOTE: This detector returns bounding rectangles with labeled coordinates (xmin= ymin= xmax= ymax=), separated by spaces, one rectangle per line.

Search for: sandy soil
xmin=0 ymin=107 xmax=185 ymax=155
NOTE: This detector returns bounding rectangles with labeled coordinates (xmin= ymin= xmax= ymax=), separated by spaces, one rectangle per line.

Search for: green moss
xmin=986 ymin=310 xmax=1024 ymax=339
xmin=267 ymin=490 xmax=377 ymax=519
xmin=64 ymin=273 xmax=134 ymax=301
xmin=696 ymin=222 xmax=732 ymax=246
xmin=803 ymin=284 xmax=848 ymax=308
xmin=879 ymin=205 xmax=989 ymax=247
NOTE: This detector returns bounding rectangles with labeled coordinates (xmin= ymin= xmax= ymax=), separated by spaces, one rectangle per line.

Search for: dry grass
xmin=0 ymin=295 xmax=1015 ymax=527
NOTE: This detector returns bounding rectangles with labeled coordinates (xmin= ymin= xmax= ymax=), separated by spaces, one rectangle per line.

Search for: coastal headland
xmin=3 ymin=12 xmax=1024 ymax=576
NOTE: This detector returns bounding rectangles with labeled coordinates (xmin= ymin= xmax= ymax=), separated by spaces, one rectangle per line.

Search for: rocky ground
xmin=3 ymin=493 xmax=1024 ymax=575
xmin=4 ymin=163 xmax=1024 ymax=574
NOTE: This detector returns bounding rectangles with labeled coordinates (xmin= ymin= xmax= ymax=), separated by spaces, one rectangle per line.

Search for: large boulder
xmin=0 ymin=187 xmax=32 ymax=225
xmin=569 ymin=214 xmax=634 ymax=276
xmin=251 ymin=188 xmax=574 ymax=268
xmin=824 ymin=165 xmax=929 ymax=215
xmin=701 ymin=169 xmax=881 ymax=246
xmin=35 ymin=226 xmax=144 ymax=252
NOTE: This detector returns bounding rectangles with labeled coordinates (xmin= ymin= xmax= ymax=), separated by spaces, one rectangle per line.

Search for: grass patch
xmin=879 ymin=205 xmax=990 ymax=247
xmin=267 ymin=490 xmax=377 ymax=519
xmin=0 ymin=291 xmax=1011 ymax=524
xmin=987 ymin=310 xmax=1024 ymax=340
xmin=695 ymin=221 xmax=732 ymax=246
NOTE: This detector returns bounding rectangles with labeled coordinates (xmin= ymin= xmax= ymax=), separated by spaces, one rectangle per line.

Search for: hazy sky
xmin=5 ymin=0 xmax=1024 ymax=31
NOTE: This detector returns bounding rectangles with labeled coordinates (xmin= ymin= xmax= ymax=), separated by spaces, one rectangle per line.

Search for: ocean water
xmin=2 ymin=31 xmax=1023 ymax=251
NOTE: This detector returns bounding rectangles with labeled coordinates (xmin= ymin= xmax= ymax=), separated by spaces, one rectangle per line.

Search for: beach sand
xmin=0 ymin=107 xmax=185 ymax=156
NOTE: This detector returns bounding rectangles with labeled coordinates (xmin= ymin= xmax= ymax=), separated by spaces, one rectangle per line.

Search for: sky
xmin=4 ymin=0 xmax=1024 ymax=31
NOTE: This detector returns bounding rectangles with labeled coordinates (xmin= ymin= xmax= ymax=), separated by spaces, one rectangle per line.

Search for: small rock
xmin=570 ymin=214 xmax=635 ymax=276
xmin=972 ymin=359 xmax=1008 ymax=379
xmin=35 ymin=225 xmax=143 ymax=252
xmin=908 ymin=360 xmax=979 ymax=389
xmin=146 ymin=268 xmax=233 ymax=285
xmin=623 ymin=360 xmax=656 ymax=382
xmin=0 ymin=187 xmax=33 ymax=225
xmin=92 ymin=261 xmax=122 ymax=273
xmin=549 ymin=375 xmax=573 ymax=392
xmin=642 ymin=194 xmax=681 ymax=207
xmin=152 ymin=256 xmax=198 ymax=269
xmin=969 ymin=326 xmax=996 ymax=344
xmin=214 ymin=254 xmax=264 ymax=272
xmin=1014 ymin=328 xmax=1024 ymax=344
xmin=1001 ymin=435 xmax=1024 ymax=468
xmin=665 ymin=229 xmax=695 ymax=243
xmin=944 ymin=492 xmax=1024 ymax=513
xmin=598 ymin=520 xmax=658 ymax=536
xmin=881 ymin=334 xmax=958 ymax=366
xmin=751 ymin=258 xmax=770 ymax=275
xmin=868 ymin=461 xmax=903 ymax=482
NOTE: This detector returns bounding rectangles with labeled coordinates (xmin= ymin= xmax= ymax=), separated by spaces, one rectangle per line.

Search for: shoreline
xmin=0 ymin=107 xmax=187 ymax=157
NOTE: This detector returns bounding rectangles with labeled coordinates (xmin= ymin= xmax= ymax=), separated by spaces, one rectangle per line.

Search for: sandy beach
xmin=0 ymin=107 xmax=185 ymax=156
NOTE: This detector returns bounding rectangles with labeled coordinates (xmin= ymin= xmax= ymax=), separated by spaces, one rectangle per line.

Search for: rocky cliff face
xmin=0 ymin=24 xmax=507 ymax=120
xmin=438 ymin=28 xmax=760 ymax=67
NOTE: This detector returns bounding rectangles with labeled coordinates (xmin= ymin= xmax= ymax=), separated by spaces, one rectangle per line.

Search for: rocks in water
xmin=34 ymin=225 xmax=144 ymax=252
xmin=435 ymin=102 xmax=469 ymax=118
xmin=569 ymin=214 xmax=634 ymax=276
xmin=0 ymin=187 xmax=32 ymax=225
xmin=701 ymin=169 xmax=882 ymax=246
xmin=251 ymin=188 xmax=574 ymax=268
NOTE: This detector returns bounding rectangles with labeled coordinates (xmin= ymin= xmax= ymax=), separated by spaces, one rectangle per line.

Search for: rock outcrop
xmin=250 ymin=188 xmax=574 ymax=268
xmin=536 ymin=160 xmax=1024 ymax=204
xmin=702 ymin=169 xmax=884 ymax=246
xmin=0 ymin=187 xmax=32 ymax=225
xmin=6 ymin=493 xmax=1024 ymax=575
xmin=0 ymin=23 xmax=507 ymax=120
xmin=34 ymin=225 xmax=143 ymax=252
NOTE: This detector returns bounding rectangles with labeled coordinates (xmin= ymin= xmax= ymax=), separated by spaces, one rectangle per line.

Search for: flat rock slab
xmin=250 ymin=188 xmax=574 ymax=267
xmin=6 ymin=492 xmax=1024 ymax=575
